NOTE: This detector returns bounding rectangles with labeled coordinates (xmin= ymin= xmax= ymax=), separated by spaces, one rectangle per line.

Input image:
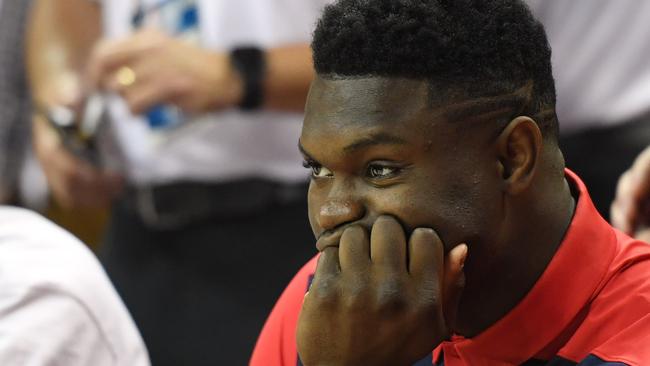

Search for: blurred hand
xmin=85 ymin=28 xmax=244 ymax=115
xmin=296 ymin=216 xmax=468 ymax=366
xmin=611 ymin=146 xmax=650 ymax=242
xmin=33 ymin=72 xmax=123 ymax=210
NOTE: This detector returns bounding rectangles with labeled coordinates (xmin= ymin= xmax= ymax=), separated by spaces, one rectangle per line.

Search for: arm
xmin=86 ymin=29 xmax=314 ymax=115
xmin=263 ymin=45 xmax=315 ymax=111
xmin=27 ymin=0 xmax=101 ymax=106
xmin=26 ymin=0 xmax=122 ymax=209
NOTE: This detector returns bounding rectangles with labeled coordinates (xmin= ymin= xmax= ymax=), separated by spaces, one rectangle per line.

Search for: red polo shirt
xmin=251 ymin=171 xmax=650 ymax=366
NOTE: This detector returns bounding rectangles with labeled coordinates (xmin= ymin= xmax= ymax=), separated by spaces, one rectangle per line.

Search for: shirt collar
xmin=436 ymin=169 xmax=618 ymax=365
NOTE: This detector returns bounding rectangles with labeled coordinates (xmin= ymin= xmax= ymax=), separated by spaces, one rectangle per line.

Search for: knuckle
xmin=340 ymin=274 xmax=372 ymax=310
xmin=342 ymin=285 xmax=370 ymax=313
xmin=374 ymin=278 xmax=408 ymax=315
xmin=415 ymin=279 xmax=442 ymax=306
xmin=310 ymin=274 xmax=340 ymax=307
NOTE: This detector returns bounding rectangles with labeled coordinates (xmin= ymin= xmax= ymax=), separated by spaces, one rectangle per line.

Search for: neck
xmin=454 ymin=163 xmax=576 ymax=337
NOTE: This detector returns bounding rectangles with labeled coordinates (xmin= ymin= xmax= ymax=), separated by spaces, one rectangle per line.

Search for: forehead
xmin=304 ymin=76 xmax=431 ymax=130
xmin=302 ymin=76 xmax=451 ymax=146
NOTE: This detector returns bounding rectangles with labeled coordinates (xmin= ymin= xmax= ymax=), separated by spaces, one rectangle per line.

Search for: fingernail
xmin=413 ymin=227 xmax=435 ymax=235
xmin=458 ymin=244 xmax=468 ymax=268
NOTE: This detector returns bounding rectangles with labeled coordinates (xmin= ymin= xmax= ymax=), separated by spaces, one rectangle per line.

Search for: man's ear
xmin=495 ymin=116 xmax=542 ymax=195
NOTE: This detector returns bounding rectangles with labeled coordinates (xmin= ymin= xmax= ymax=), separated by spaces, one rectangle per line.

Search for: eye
xmin=366 ymin=164 xmax=399 ymax=179
xmin=302 ymin=160 xmax=333 ymax=178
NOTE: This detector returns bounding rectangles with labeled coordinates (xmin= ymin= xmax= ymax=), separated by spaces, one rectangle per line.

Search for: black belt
xmin=121 ymin=179 xmax=308 ymax=230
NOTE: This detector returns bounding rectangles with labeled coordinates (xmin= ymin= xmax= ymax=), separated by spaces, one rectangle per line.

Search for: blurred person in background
xmin=0 ymin=206 xmax=149 ymax=365
xmin=0 ymin=0 xmax=33 ymax=205
xmin=27 ymin=0 xmax=328 ymax=364
xmin=1 ymin=0 xmax=107 ymax=248
xmin=526 ymin=0 xmax=650 ymax=220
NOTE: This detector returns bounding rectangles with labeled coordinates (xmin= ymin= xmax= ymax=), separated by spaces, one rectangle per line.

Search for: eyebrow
xmin=298 ymin=142 xmax=313 ymax=160
xmin=342 ymin=133 xmax=407 ymax=153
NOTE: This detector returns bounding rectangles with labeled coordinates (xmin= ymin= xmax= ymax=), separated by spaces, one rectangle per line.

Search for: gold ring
xmin=116 ymin=66 xmax=137 ymax=87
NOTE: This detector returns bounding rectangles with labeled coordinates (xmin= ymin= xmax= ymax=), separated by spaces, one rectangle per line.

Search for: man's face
xmin=300 ymin=76 xmax=505 ymax=255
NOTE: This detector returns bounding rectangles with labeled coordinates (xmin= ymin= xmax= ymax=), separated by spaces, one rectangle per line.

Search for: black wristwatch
xmin=230 ymin=47 xmax=266 ymax=110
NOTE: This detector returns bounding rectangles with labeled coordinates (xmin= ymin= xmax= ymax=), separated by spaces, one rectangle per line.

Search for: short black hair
xmin=312 ymin=0 xmax=558 ymax=139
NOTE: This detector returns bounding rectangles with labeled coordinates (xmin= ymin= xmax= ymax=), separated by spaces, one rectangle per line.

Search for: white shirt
xmin=98 ymin=0 xmax=330 ymax=185
xmin=0 ymin=207 xmax=150 ymax=366
xmin=527 ymin=0 xmax=650 ymax=134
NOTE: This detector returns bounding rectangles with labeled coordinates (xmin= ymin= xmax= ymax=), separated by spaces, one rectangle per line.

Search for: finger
xmin=314 ymin=246 xmax=340 ymax=278
xmin=628 ymin=148 xmax=650 ymax=207
xmin=635 ymin=227 xmax=650 ymax=243
xmin=122 ymin=80 xmax=178 ymax=115
xmin=86 ymin=30 xmax=164 ymax=91
xmin=86 ymin=39 xmax=139 ymax=92
xmin=370 ymin=215 xmax=407 ymax=272
xmin=103 ymin=58 xmax=157 ymax=94
xmin=442 ymin=243 xmax=468 ymax=328
xmin=408 ymin=227 xmax=444 ymax=283
xmin=611 ymin=200 xmax=633 ymax=234
xmin=613 ymin=171 xmax=637 ymax=229
xmin=610 ymin=167 xmax=648 ymax=234
xmin=338 ymin=225 xmax=371 ymax=272
xmin=308 ymin=247 xmax=341 ymax=304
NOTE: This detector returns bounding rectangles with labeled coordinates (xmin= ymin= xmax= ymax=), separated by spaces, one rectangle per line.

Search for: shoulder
xmin=0 ymin=206 xmax=109 ymax=294
xmin=559 ymin=231 xmax=650 ymax=365
xmin=251 ymin=255 xmax=318 ymax=366
xmin=0 ymin=206 xmax=149 ymax=365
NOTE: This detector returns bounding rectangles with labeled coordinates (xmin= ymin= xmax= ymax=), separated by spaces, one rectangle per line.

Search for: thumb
xmin=442 ymin=243 xmax=468 ymax=331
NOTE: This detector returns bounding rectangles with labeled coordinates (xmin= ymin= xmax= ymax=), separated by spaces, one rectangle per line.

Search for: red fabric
xmin=250 ymin=170 xmax=650 ymax=365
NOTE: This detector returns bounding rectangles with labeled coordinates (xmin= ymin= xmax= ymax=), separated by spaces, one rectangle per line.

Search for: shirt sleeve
xmin=250 ymin=255 xmax=319 ymax=366
xmin=0 ymin=287 xmax=115 ymax=366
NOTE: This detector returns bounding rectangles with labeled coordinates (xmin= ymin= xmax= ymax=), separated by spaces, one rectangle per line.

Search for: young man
xmin=251 ymin=0 xmax=650 ymax=365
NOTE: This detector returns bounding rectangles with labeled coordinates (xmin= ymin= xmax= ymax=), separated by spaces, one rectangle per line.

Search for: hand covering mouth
xmin=315 ymin=229 xmax=343 ymax=252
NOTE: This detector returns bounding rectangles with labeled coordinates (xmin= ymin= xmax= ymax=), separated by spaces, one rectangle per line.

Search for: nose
xmin=317 ymin=198 xmax=366 ymax=232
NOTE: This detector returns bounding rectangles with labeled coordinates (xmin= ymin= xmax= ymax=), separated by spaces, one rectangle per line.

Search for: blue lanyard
xmin=131 ymin=0 xmax=198 ymax=32
xmin=132 ymin=0 xmax=180 ymax=28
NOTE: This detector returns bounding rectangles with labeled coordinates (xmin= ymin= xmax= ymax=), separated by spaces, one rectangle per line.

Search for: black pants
xmin=100 ymin=190 xmax=316 ymax=366
xmin=560 ymin=115 xmax=650 ymax=220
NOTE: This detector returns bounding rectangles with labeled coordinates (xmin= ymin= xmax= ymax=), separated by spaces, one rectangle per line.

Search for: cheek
xmin=371 ymin=178 xmax=500 ymax=250
xmin=433 ymin=177 xmax=503 ymax=249
xmin=306 ymin=183 xmax=321 ymax=237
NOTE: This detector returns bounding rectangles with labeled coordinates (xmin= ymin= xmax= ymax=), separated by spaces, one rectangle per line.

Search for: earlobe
xmin=495 ymin=116 xmax=542 ymax=194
